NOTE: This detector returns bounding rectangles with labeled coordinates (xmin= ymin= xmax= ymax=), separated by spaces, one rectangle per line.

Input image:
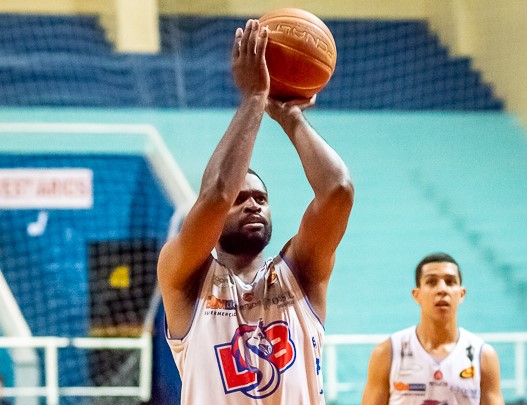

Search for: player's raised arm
xmin=157 ymin=20 xmax=270 ymax=338
xmin=266 ymin=96 xmax=354 ymax=320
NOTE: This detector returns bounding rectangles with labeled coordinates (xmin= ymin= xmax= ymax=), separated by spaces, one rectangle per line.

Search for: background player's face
xmin=412 ymin=262 xmax=466 ymax=320
xmin=219 ymin=173 xmax=272 ymax=255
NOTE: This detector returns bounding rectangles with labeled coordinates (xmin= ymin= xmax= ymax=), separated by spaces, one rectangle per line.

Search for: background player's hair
xmin=415 ymin=252 xmax=462 ymax=287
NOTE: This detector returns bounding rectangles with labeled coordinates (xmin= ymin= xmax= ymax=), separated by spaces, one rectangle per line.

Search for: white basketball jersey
xmin=389 ymin=326 xmax=483 ymax=404
xmin=166 ymin=254 xmax=326 ymax=404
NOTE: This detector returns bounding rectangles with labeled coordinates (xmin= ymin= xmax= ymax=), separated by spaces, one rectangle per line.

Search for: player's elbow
xmin=199 ymin=176 xmax=236 ymax=210
xmin=330 ymin=173 xmax=354 ymax=211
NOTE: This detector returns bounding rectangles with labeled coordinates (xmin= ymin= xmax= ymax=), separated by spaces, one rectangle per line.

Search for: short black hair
xmin=415 ymin=252 xmax=461 ymax=287
xmin=247 ymin=168 xmax=267 ymax=192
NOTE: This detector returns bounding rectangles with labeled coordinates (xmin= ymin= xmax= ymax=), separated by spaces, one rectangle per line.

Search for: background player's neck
xmin=416 ymin=321 xmax=459 ymax=360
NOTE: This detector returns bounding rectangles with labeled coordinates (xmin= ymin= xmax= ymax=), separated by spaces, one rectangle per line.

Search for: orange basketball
xmin=259 ymin=8 xmax=337 ymax=100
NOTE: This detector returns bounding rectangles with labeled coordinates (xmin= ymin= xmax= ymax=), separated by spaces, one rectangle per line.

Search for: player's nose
xmin=436 ymin=279 xmax=448 ymax=292
xmin=243 ymin=197 xmax=261 ymax=212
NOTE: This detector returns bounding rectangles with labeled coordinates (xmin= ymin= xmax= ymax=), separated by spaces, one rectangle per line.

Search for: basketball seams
xmin=260 ymin=16 xmax=336 ymax=54
xmin=266 ymin=40 xmax=334 ymax=73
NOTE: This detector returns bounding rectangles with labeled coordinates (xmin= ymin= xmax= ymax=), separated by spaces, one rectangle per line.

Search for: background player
xmin=361 ymin=252 xmax=504 ymax=404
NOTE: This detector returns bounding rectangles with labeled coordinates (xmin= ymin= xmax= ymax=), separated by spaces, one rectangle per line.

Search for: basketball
xmin=259 ymin=8 xmax=337 ymax=100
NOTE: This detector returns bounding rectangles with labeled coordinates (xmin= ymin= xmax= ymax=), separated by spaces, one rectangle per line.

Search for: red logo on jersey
xmin=214 ymin=320 xmax=296 ymax=399
xmin=434 ymin=369 xmax=443 ymax=380
xmin=242 ymin=292 xmax=254 ymax=302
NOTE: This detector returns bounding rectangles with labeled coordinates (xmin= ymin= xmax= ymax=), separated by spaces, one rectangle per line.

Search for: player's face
xmin=219 ymin=173 xmax=272 ymax=255
xmin=412 ymin=262 xmax=466 ymax=320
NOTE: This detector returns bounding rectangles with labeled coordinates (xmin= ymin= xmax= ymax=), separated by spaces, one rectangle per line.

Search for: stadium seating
xmin=0 ymin=14 xmax=504 ymax=109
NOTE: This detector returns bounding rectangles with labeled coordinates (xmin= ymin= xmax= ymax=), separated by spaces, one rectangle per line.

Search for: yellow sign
xmin=110 ymin=265 xmax=130 ymax=288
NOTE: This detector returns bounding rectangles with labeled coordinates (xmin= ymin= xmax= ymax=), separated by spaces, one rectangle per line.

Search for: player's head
xmin=413 ymin=252 xmax=466 ymax=318
xmin=247 ymin=168 xmax=267 ymax=192
xmin=415 ymin=252 xmax=461 ymax=287
xmin=219 ymin=169 xmax=272 ymax=255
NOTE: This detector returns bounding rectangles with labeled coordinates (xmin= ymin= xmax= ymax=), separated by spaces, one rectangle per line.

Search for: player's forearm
xmin=200 ymin=95 xmax=266 ymax=203
xmin=285 ymin=112 xmax=353 ymax=201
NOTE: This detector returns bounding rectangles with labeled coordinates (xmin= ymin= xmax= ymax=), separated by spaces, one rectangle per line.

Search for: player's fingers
xmin=240 ymin=19 xmax=253 ymax=55
xmin=257 ymin=25 xmax=269 ymax=58
xmin=232 ymin=27 xmax=243 ymax=59
xmin=284 ymin=94 xmax=316 ymax=110
xmin=248 ymin=20 xmax=260 ymax=55
xmin=301 ymin=94 xmax=317 ymax=108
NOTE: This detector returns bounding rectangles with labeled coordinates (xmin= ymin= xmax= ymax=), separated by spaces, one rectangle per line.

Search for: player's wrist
xmin=240 ymin=93 xmax=268 ymax=109
xmin=280 ymin=109 xmax=306 ymax=134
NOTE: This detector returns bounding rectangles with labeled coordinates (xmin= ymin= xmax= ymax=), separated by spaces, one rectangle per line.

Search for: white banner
xmin=0 ymin=168 xmax=93 ymax=209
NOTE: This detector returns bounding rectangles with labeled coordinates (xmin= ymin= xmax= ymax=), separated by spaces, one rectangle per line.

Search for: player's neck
xmin=216 ymin=249 xmax=267 ymax=283
xmin=416 ymin=320 xmax=459 ymax=359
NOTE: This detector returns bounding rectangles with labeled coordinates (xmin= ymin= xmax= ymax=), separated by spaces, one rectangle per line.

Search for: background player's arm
xmin=361 ymin=339 xmax=391 ymax=405
xmin=266 ymin=97 xmax=354 ymax=320
xmin=480 ymin=344 xmax=505 ymax=405
xmin=157 ymin=20 xmax=269 ymax=338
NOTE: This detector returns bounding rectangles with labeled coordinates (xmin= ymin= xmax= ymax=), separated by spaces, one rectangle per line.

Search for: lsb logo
xmin=214 ymin=320 xmax=296 ymax=399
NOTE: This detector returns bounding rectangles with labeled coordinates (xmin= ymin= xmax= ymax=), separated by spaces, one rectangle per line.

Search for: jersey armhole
xmin=278 ymin=252 xmax=325 ymax=330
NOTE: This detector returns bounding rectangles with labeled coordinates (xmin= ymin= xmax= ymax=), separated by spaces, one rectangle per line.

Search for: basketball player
xmin=157 ymin=19 xmax=354 ymax=404
xmin=361 ymin=252 xmax=504 ymax=404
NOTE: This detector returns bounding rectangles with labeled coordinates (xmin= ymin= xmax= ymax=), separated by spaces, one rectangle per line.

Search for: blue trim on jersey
xmin=278 ymin=251 xmax=325 ymax=330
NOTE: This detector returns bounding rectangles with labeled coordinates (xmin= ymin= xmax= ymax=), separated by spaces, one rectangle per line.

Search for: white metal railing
xmin=1 ymin=332 xmax=526 ymax=404
xmin=324 ymin=332 xmax=527 ymax=403
xmin=0 ymin=333 xmax=152 ymax=405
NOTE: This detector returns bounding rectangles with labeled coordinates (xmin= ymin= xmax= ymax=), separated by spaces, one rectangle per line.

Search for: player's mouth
xmin=242 ymin=215 xmax=266 ymax=227
xmin=435 ymin=300 xmax=450 ymax=307
xmin=243 ymin=222 xmax=264 ymax=230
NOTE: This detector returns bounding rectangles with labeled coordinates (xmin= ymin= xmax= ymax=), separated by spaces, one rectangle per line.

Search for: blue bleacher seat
xmin=0 ymin=14 xmax=504 ymax=109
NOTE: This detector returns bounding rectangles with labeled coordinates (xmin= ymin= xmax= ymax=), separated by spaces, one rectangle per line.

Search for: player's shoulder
xmin=370 ymin=338 xmax=392 ymax=366
xmin=391 ymin=325 xmax=416 ymax=340
xmin=458 ymin=327 xmax=485 ymax=346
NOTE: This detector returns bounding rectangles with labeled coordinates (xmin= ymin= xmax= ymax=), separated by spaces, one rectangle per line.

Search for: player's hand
xmin=266 ymin=95 xmax=316 ymax=130
xmin=231 ymin=19 xmax=270 ymax=99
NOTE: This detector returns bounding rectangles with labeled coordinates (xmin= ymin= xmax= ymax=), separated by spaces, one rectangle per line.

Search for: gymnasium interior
xmin=0 ymin=1 xmax=526 ymax=404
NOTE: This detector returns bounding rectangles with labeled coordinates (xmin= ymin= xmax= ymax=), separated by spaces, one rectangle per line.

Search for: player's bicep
xmin=157 ymin=197 xmax=226 ymax=292
xmin=480 ymin=344 xmax=505 ymax=405
xmin=293 ymin=188 xmax=352 ymax=268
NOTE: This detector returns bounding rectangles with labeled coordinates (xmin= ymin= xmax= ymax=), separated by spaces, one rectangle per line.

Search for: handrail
xmin=324 ymin=332 xmax=527 ymax=403
xmin=0 ymin=335 xmax=152 ymax=405
xmin=1 ymin=332 xmax=524 ymax=404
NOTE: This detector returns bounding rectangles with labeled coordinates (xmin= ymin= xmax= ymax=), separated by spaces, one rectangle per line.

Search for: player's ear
xmin=459 ymin=286 xmax=466 ymax=301
xmin=411 ymin=287 xmax=420 ymax=303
